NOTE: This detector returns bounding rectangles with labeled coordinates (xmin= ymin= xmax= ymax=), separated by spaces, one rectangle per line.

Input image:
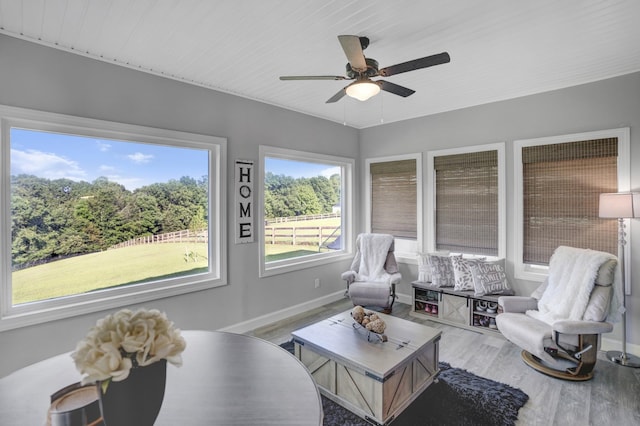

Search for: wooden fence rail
xmin=110 ymin=224 xmax=340 ymax=250
xmin=265 ymin=212 xmax=340 ymax=225
xmin=264 ymin=226 xmax=340 ymax=246
xmin=109 ymin=229 xmax=207 ymax=250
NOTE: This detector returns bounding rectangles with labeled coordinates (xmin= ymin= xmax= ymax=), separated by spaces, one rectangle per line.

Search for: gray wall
xmin=1 ymin=33 xmax=639 ymax=377
xmin=0 ymin=35 xmax=359 ymax=376
xmin=359 ymin=71 xmax=640 ymax=348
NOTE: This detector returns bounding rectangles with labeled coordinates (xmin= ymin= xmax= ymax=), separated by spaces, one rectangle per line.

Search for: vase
xmin=98 ymin=359 xmax=167 ymax=426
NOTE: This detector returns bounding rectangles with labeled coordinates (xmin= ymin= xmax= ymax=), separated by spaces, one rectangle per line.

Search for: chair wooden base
xmin=521 ymin=349 xmax=594 ymax=381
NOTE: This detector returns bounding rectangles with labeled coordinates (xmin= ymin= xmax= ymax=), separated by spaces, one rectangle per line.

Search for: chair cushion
xmin=496 ymin=313 xmax=553 ymax=363
xmin=595 ymin=258 xmax=617 ymax=286
xmin=582 ymin=285 xmax=613 ymax=322
xmin=349 ymin=281 xmax=391 ymax=308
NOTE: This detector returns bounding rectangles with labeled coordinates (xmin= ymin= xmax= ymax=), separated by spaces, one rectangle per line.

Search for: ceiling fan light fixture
xmin=345 ymin=80 xmax=380 ymax=101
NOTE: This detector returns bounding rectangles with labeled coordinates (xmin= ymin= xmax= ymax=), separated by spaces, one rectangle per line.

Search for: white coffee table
xmin=291 ymin=309 xmax=441 ymax=425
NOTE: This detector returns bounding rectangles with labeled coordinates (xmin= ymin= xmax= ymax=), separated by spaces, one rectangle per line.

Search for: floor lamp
xmin=599 ymin=192 xmax=640 ymax=368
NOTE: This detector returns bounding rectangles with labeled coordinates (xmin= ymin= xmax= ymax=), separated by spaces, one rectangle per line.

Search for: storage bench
xmin=410 ymin=281 xmax=504 ymax=336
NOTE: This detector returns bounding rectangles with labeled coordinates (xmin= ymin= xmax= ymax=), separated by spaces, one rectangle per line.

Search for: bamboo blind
xmin=522 ymin=138 xmax=618 ymax=264
xmin=370 ymin=159 xmax=417 ymax=238
xmin=434 ymin=150 xmax=498 ymax=255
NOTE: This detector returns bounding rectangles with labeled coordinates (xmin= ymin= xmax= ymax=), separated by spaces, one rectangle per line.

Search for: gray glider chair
xmin=342 ymin=233 xmax=401 ymax=313
xmin=496 ymin=246 xmax=618 ymax=381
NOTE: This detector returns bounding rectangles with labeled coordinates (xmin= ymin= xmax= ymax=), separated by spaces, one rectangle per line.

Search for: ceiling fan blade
xmin=338 ymin=35 xmax=367 ymax=72
xmin=378 ymin=80 xmax=415 ymax=97
xmin=379 ymin=52 xmax=450 ymax=77
xmin=326 ymin=88 xmax=347 ymax=103
xmin=280 ymin=75 xmax=347 ymax=81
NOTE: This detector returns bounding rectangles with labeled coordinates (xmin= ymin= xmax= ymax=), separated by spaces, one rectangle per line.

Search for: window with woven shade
xmin=522 ymin=138 xmax=619 ymax=265
xmin=434 ymin=150 xmax=499 ymax=256
xmin=370 ymin=159 xmax=417 ymax=239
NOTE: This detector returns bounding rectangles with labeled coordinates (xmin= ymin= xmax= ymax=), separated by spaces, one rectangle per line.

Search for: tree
xmin=308 ymin=176 xmax=338 ymax=213
xmin=10 ymin=173 xmax=212 ymax=268
xmin=292 ymin=184 xmax=322 ymax=215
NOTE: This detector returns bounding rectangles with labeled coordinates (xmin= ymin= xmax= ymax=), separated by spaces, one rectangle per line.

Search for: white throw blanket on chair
xmin=352 ymin=233 xmax=394 ymax=283
xmin=527 ymin=246 xmax=616 ymax=325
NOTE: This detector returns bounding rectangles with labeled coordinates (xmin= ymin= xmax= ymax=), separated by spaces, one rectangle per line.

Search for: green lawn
xmin=264 ymin=245 xmax=320 ymax=261
xmin=12 ymin=243 xmax=208 ymax=305
xmin=12 ymin=216 xmax=340 ymax=305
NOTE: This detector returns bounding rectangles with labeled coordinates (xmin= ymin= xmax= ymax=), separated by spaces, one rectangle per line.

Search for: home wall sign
xmin=235 ymin=159 xmax=254 ymax=244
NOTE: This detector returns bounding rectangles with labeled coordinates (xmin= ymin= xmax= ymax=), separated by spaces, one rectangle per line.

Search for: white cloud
xmin=320 ymin=166 xmax=341 ymax=178
xmin=96 ymin=141 xmax=112 ymax=152
xmin=11 ymin=148 xmax=86 ymax=180
xmin=128 ymin=152 xmax=154 ymax=164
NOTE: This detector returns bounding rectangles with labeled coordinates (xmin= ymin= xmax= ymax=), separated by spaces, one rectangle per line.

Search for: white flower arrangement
xmin=72 ymin=308 xmax=186 ymax=387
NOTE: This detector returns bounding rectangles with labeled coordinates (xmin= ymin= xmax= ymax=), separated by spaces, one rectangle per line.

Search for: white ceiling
xmin=1 ymin=0 xmax=640 ymax=129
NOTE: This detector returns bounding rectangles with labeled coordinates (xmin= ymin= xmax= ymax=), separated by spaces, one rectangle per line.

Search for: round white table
xmin=0 ymin=330 xmax=323 ymax=425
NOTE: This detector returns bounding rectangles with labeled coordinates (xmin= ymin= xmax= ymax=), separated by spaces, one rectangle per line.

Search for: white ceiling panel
xmin=1 ymin=0 xmax=640 ymax=128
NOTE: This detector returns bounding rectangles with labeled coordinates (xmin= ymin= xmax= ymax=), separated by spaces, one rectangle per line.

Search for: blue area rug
xmin=280 ymin=341 xmax=528 ymax=425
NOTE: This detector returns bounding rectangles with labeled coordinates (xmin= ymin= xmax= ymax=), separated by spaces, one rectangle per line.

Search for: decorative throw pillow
xmin=428 ymin=254 xmax=456 ymax=288
xmin=471 ymin=259 xmax=513 ymax=296
xmin=416 ymin=253 xmax=431 ymax=282
xmin=451 ymin=256 xmax=485 ymax=291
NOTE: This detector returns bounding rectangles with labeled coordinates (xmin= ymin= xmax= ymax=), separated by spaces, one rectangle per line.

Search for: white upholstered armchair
xmin=342 ymin=233 xmax=401 ymax=313
xmin=496 ymin=246 xmax=618 ymax=381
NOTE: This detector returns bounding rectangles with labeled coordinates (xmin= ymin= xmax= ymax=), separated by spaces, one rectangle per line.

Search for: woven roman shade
xmin=370 ymin=159 xmax=417 ymax=239
xmin=434 ymin=150 xmax=498 ymax=255
xmin=522 ymin=138 xmax=619 ymax=265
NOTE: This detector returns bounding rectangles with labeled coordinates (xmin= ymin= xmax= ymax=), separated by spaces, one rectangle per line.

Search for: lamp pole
xmin=606 ymin=217 xmax=640 ymax=367
xmin=599 ymin=192 xmax=640 ymax=368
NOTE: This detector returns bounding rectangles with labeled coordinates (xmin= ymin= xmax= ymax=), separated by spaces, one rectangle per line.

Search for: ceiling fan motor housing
xmin=346 ymin=58 xmax=379 ymax=78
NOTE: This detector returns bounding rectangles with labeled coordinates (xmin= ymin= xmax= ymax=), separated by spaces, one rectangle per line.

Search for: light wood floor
xmin=247 ymin=298 xmax=640 ymax=425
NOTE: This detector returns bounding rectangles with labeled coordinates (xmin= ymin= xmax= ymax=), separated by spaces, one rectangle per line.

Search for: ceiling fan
xmin=280 ymin=35 xmax=450 ymax=103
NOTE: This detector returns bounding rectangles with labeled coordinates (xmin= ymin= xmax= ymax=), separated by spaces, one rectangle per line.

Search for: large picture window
xmin=0 ymin=105 xmax=227 ymax=330
xmin=514 ymin=128 xmax=630 ymax=280
xmin=259 ymin=146 xmax=354 ymax=277
xmin=427 ymin=144 xmax=505 ymax=257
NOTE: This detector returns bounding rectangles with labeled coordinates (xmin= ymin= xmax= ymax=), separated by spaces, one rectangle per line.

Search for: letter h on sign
xmin=235 ymin=160 xmax=254 ymax=244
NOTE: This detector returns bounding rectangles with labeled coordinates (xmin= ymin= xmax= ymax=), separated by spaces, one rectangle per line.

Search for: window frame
xmin=365 ymin=153 xmax=423 ymax=263
xmin=258 ymin=145 xmax=354 ymax=277
xmin=426 ymin=143 xmax=506 ymax=258
xmin=513 ymin=127 xmax=630 ymax=282
xmin=0 ymin=104 xmax=227 ymax=331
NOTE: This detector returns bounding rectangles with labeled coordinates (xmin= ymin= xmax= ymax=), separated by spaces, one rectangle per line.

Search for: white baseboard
xmin=220 ymin=291 xmax=413 ymax=335
xmin=218 ymin=290 xmax=346 ymax=334
xmin=601 ymin=336 xmax=640 ymax=357
xmin=396 ymin=292 xmax=412 ymax=305
xmin=221 ymin=290 xmax=640 ymax=359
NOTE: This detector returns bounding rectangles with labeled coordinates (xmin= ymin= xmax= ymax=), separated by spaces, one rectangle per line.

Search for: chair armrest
xmin=552 ymin=320 xmax=613 ymax=335
xmin=388 ymin=272 xmax=402 ymax=285
xmin=341 ymin=271 xmax=356 ymax=283
xmin=498 ymin=296 xmax=538 ymax=313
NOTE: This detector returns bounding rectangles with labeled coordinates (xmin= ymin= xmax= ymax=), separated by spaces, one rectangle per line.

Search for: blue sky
xmin=265 ymin=157 xmax=341 ymax=179
xmin=10 ymin=128 xmax=208 ymax=190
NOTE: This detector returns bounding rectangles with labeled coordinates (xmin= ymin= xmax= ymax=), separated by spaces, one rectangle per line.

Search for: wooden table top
xmin=291 ymin=309 xmax=441 ymax=379
xmin=0 ymin=330 xmax=323 ymax=425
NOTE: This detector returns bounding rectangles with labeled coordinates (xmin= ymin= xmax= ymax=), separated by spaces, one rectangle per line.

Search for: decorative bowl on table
xmin=351 ymin=306 xmax=388 ymax=342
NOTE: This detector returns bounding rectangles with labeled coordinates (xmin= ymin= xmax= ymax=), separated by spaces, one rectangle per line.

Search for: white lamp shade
xmin=599 ymin=192 xmax=640 ymax=218
xmin=345 ymin=80 xmax=380 ymax=101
